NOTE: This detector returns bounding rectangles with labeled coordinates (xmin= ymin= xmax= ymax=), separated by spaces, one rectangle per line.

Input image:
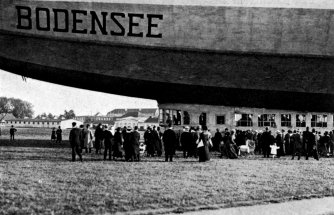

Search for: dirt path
xmin=168 ymin=197 xmax=334 ymax=215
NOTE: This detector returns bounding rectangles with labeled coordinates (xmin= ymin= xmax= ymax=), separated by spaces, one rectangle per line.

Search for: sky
xmin=0 ymin=69 xmax=157 ymax=117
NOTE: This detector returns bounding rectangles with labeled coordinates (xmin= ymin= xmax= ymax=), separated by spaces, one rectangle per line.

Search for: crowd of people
xmin=211 ymin=126 xmax=334 ymax=160
xmin=68 ymin=122 xmax=214 ymax=162
xmin=6 ymin=122 xmax=334 ymax=162
xmin=67 ymin=123 xmax=334 ymax=162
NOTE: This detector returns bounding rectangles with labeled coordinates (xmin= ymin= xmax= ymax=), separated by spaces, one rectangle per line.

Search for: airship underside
xmin=1 ymin=0 xmax=334 ymax=112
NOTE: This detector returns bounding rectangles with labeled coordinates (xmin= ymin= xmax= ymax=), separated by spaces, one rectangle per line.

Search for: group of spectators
xmin=69 ymin=122 xmax=214 ymax=163
xmin=211 ymin=126 xmax=334 ymax=160
xmin=69 ymin=122 xmax=141 ymax=162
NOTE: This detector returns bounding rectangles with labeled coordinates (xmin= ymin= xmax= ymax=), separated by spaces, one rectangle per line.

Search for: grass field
xmin=1 ymin=137 xmax=334 ymax=215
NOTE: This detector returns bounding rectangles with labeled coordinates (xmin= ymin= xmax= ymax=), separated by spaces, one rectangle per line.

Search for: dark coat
xmin=180 ymin=131 xmax=193 ymax=151
xmin=163 ymin=128 xmax=177 ymax=155
xmin=69 ymin=127 xmax=82 ymax=148
xmin=261 ymin=131 xmax=273 ymax=147
xmin=9 ymin=128 xmax=17 ymax=135
xmin=291 ymin=133 xmax=302 ymax=150
xmin=152 ymin=129 xmax=162 ymax=153
xmin=113 ymin=131 xmax=123 ymax=158
xmin=56 ymin=129 xmax=62 ymax=140
xmin=132 ymin=130 xmax=141 ymax=155
xmin=123 ymin=131 xmax=134 ymax=159
xmin=104 ymin=130 xmax=113 ymax=146
xmin=144 ymin=130 xmax=155 ymax=155
xmin=94 ymin=127 xmax=104 ymax=141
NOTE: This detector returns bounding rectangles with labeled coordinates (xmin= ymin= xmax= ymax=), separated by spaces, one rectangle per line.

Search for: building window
xmin=183 ymin=111 xmax=190 ymax=125
xmin=172 ymin=110 xmax=181 ymax=125
xmin=159 ymin=109 xmax=164 ymax=124
xmin=216 ymin=115 xmax=225 ymax=125
xmin=311 ymin=115 xmax=327 ymax=127
xmin=165 ymin=110 xmax=171 ymax=125
xmin=235 ymin=114 xmax=253 ymax=127
xmin=258 ymin=114 xmax=276 ymax=127
xmin=296 ymin=114 xmax=306 ymax=127
xmin=199 ymin=113 xmax=206 ymax=126
xmin=281 ymin=114 xmax=291 ymax=127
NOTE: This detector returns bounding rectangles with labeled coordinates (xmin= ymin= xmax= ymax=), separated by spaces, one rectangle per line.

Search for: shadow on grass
xmin=0 ymin=139 xmax=70 ymax=148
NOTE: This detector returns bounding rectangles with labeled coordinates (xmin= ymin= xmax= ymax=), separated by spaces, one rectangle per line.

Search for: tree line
xmin=0 ymin=97 xmax=76 ymax=119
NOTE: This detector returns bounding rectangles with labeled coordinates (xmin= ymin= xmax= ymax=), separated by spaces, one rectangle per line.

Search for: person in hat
xmin=104 ymin=125 xmax=114 ymax=161
xmin=305 ymin=128 xmax=319 ymax=160
xmin=131 ymin=126 xmax=141 ymax=161
xmin=291 ymin=130 xmax=302 ymax=160
xmin=56 ymin=126 xmax=62 ymax=143
xmin=152 ymin=125 xmax=162 ymax=157
xmin=163 ymin=123 xmax=178 ymax=162
xmin=69 ymin=122 xmax=83 ymax=162
xmin=123 ymin=126 xmax=134 ymax=161
xmin=180 ymin=126 xmax=193 ymax=158
xmin=94 ymin=123 xmax=104 ymax=154
xmin=9 ymin=125 xmax=17 ymax=141
xmin=213 ymin=128 xmax=223 ymax=152
xmin=275 ymin=130 xmax=284 ymax=158
xmin=261 ymin=127 xmax=272 ymax=158
xmin=196 ymin=125 xmax=212 ymax=162
xmin=112 ymin=127 xmax=123 ymax=160
xmin=144 ymin=126 xmax=155 ymax=157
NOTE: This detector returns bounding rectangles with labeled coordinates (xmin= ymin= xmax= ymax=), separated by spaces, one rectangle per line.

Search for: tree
xmin=0 ymin=97 xmax=34 ymax=118
xmin=84 ymin=116 xmax=93 ymax=124
xmin=35 ymin=112 xmax=55 ymax=119
xmin=64 ymin=109 xmax=75 ymax=119
xmin=47 ymin=113 xmax=55 ymax=119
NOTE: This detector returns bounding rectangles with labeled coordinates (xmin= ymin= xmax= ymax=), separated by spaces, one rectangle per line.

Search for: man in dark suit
xmin=69 ymin=122 xmax=83 ymax=162
xmin=104 ymin=125 xmax=113 ymax=161
xmin=305 ymin=128 xmax=319 ymax=160
xmin=291 ymin=130 xmax=302 ymax=160
xmin=9 ymin=125 xmax=17 ymax=141
xmin=132 ymin=126 xmax=141 ymax=161
xmin=180 ymin=126 xmax=193 ymax=158
xmin=162 ymin=124 xmax=177 ymax=162
xmin=261 ymin=127 xmax=272 ymax=158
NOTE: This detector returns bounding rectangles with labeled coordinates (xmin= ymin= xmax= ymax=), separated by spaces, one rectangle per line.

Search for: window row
xmin=8 ymin=121 xmax=60 ymax=125
xmin=236 ymin=114 xmax=328 ymax=127
xmin=159 ymin=109 xmax=330 ymax=128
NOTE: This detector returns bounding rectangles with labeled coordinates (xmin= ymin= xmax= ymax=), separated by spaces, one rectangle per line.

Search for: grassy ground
xmin=0 ymin=127 xmax=71 ymax=140
xmin=1 ymin=139 xmax=334 ymax=215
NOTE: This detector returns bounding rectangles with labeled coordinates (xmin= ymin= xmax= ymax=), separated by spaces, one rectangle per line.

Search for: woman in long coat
xmin=144 ymin=127 xmax=155 ymax=157
xmin=196 ymin=125 xmax=211 ymax=162
xmin=112 ymin=127 xmax=123 ymax=160
xmin=94 ymin=123 xmax=104 ymax=154
xmin=275 ymin=131 xmax=284 ymax=157
xmin=222 ymin=132 xmax=238 ymax=159
xmin=84 ymin=124 xmax=93 ymax=153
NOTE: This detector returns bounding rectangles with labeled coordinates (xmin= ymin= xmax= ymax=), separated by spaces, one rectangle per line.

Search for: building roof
xmin=0 ymin=113 xmax=16 ymax=121
xmin=121 ymin=112 xmax=139 ymax=118
xmin=6 ymin=118 xmax=61 ymax=122
xmin=107 ymin=109 xmax=127 ymax=114
xmin=144 ymin=117 xmax=159 ymax=123
xmin=139 ymin=108 xmax=157 ymax=113
xmin=91 ymin=120 xmax=114 ymax=125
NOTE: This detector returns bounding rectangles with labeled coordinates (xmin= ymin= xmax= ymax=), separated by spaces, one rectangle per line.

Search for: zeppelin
xmin=16 ymin=6 xmax=163 ymax=38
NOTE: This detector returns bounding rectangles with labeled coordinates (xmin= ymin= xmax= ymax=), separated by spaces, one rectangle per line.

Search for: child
xmin=270 ymin=142 xmax=280 ymax=159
